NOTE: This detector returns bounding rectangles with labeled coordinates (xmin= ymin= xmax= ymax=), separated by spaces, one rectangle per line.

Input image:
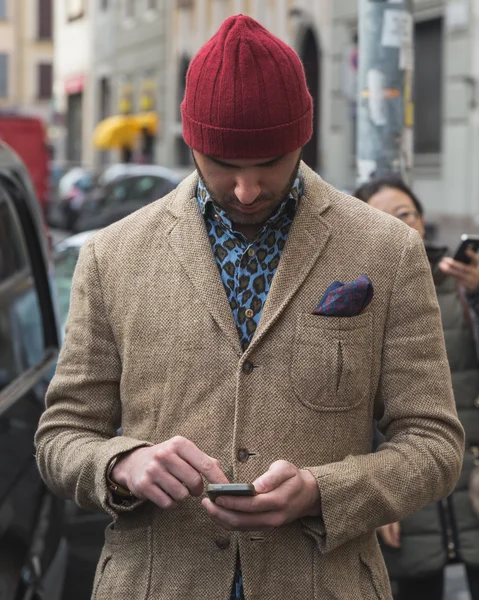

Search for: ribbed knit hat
xmin=181 ymin=15 xmax=313 ymax=159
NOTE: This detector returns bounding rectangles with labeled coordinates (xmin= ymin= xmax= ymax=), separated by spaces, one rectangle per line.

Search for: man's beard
xmin=193 ymin=154 xmax=302 ymax=226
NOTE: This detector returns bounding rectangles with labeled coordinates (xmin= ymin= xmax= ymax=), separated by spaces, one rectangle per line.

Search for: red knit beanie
xmin=181 ymin=15 xmax=313 ymax=159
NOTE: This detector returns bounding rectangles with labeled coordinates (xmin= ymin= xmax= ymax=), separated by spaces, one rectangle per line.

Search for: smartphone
xmin=452 ymin=234 xmax=479 ymax=264
xmin=206 ymin=483 xmax=256 ymax=502
xmin=425 ymin=243 xmax=448 ymax=274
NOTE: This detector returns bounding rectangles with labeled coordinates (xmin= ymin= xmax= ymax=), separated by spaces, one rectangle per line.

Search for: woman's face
xmin=367 ymin=187 xmax=426 ymax=239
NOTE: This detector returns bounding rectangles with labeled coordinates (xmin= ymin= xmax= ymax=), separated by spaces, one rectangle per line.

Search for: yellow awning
xmin=132 ymin=112 xmax=159 ymax=135
xmin=93 ymin=115 xmax=138 ymax=149
xmin=93 ymin=113 xmax=160 ymax=150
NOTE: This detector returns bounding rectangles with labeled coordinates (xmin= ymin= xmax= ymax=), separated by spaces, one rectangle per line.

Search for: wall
xmin=53 ymin=0 xmax=94 ymax=165
xmin=0 ymin=0 xmax=17 ymax=108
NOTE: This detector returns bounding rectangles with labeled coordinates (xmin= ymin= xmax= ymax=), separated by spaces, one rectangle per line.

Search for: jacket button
xmin=475 ymin=396 xmax=479 ymax=409
xmin=237 ymin=448 xmax=250 ymax=463
xmin=215 ymin=537 xmax=230 ymax=550
xmin=243 ymin=361 xmax=254 ymax=374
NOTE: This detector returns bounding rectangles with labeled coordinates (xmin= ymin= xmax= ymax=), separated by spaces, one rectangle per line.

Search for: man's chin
xmin=228 ymin=208 xmax=272 ymax=226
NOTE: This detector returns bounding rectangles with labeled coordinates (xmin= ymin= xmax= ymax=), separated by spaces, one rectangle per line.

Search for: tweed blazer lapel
xmin=248 ymin=164 xmax=332 ymax=351
xmin=167 ymin=172 xmax=242 ymax=356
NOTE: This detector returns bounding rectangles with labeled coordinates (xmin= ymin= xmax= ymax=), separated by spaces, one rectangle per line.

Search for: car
xmin=53 ymin=230 xmax=98 ymax=336
xmin=46 ymin=167 xmax=94 ymax=231
xmin=0 ymin=142 xmax=66 ymax=600
xmin=73 ymin=165 xmax=183 ymax=233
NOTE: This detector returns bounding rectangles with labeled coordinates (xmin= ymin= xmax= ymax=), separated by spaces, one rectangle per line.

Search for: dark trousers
xmin=396 ymin=566 xmax=479 ymax=600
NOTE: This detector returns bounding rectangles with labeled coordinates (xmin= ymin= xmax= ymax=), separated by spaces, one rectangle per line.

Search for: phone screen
xmin=453 ymin=236 xmax=479 ymax=264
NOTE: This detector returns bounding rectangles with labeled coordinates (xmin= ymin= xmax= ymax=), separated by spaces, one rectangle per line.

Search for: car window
xmin=0 ymin=191 xmax=45 ymax=391
xmin=154 ymin=177 xmax=177 ymax=198
xmin=0 ymin=199 xmax=25 ymax=282
xmin=76 ymin=174 xmax=93 ymax=191
xmin=58 ymin=168 xmax=85 ymax=196
xmin=128 ymin=176 xmax=159 ymax=202
xmin=54 ymin=246 xmax=81 ymax=330
xmin=102 ymin=179 xmax=134 ymax=207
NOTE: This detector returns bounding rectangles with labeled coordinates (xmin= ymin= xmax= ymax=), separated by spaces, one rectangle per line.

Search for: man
xmin=36 ymin=15 xmax=464 ymax=600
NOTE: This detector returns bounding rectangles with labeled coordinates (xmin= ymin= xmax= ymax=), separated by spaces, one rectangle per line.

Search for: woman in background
xmin=355 ymin=178 xmax=479 ymax=600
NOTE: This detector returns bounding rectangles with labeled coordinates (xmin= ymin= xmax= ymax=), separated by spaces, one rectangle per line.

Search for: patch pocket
xmin=291 ymin=312 xmax=372 ymax=412
xmin=359 ymin=555 xmax=383 ymax=600
xmin=93 ymin=523 xmax=151 ymax=600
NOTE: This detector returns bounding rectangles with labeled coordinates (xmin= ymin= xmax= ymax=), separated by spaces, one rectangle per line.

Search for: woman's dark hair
xmin=353 ymin=177 xmax=424 ymax=217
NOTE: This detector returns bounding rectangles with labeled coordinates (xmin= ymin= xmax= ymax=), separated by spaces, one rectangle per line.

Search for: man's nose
xmin=234 ymin=176 xmax=261 ymax=205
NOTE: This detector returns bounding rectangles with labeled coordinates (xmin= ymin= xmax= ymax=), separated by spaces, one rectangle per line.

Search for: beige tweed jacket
xmin=36 ymin=164 xmax=464 ymax=600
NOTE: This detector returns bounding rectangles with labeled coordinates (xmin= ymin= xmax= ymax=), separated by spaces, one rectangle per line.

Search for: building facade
xmin=53 ymin=0 xmax=94 ymax=166
xmin=0 ymin=0 xmax=54 ymax=123
xmin=326 ymin=0 xmax=479 ymax=238
xmin=58 ymin=0 xmax=479 ymax=229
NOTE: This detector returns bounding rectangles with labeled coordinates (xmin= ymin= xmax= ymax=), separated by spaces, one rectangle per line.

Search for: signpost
xmin=356 ymin=0 xmax=415 ymax=185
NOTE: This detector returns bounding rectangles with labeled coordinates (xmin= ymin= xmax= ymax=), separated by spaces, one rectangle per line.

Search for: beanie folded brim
xmin=181 ymin=104 xmax=313 ymax=159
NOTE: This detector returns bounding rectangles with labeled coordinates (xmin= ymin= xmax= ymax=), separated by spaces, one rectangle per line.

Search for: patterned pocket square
xmin=313 ymin=274 xmax=374 ymax=317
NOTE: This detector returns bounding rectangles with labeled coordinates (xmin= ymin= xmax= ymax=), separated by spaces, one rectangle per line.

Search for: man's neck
xmin=234 ymin=223 xmax=263 ymax=241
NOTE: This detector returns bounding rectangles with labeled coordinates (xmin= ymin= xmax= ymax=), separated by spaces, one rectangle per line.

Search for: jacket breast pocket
xmin=291 ymin=312 xmax=373 ymax=412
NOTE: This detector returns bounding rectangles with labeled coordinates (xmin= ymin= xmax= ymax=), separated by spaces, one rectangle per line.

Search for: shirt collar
xmin=196 ymin=170 xmax=304 ymax=232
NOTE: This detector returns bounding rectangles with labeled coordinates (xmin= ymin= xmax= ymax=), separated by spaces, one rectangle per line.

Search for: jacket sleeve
xmin=35 ymin=237 xmax=151 ymax=518
xmin=301 ymin=228 xmax=465 ymax=554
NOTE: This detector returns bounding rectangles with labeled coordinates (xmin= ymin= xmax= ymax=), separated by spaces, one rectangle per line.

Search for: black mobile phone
xmin=206 ymin=483 xmax=256 ymax=502
xmin=425 ymin=243 xmax=448 ymax=274
xmin=452 ymin=234 xmax=479 ymax=264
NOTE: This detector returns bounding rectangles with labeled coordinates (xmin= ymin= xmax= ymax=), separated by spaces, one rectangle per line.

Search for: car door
xmin=0 ymin=168 xmax=63 ymax=600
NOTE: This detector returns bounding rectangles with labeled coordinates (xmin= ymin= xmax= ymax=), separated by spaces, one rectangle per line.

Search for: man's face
xmin=193 ymin=149 xmax=302 ymax=226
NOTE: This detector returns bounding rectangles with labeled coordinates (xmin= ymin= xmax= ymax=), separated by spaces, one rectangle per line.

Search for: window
xmin=414 ymin=18 xmax=443 ymax=154
xmin=38 ymin=0 xmax=52 ymax=39
xmin=99 ymin=76 xmax=111 ymax=120
xmin=0 ymin=54 xmax=8 ymax=98
xmin=154 ymin=177 xmax=177 ymax=198
xmin=0 ymin=0 xmax=6 ymax=19
xmin=0 ymin=199 xmax=25 ymax=284
xmin=67 ymin=0 xmax=85 ymax=21
xmin=0 ymin=191 xmax=45 ymax=385
xmin=38 ymin=63 xmax=53 ymax=100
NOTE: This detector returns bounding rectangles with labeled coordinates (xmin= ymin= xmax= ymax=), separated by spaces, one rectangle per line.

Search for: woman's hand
xmin=439 ymin=249 xmax=479 ymax=293
xmin=377 ymin=522 xmax=401 ymax=548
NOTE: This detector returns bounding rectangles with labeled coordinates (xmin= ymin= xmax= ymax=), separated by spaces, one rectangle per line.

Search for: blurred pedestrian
xmin=35 ymin=16 xmax=463 ymax=600
xmin=355 ymin=177 xmax=479 ymax=600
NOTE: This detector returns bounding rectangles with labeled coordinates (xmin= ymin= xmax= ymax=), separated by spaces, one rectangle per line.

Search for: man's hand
xmin=439 ymin=249 xmax=479 ymax=292
xmin=111 ymin=436 xmax=228 ymax=509
xmin=377 ymin=522 xmax=401 ymax=548
xmin=202 ymin=460 xmax=321 ymax=531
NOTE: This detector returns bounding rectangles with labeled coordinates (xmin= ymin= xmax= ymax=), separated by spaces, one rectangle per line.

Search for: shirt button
xmin=245 ymin=308 xmax=254 ymax=319
xmin=214 ymin=214 xmax=220 ymax=221
xmin=215 ymin=537 xmax=230 ymax=550
xmin=243 ymin=361 xmax=254 ymax=374
xmin=237 ymin=448 xmax=250 ymax=463
xmin=247 ymin=248 xmax=255 ymax=257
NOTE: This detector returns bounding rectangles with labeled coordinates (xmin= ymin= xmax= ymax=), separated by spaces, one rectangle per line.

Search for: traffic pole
xmin=356 ymin=0 xmax=414 ymax=186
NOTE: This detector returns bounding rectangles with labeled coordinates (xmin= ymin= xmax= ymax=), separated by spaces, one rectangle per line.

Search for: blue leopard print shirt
xmin=196 ymin=170 xmax=304 ymax=599
xmin=197 ymin=171 xmax=303 ymax=351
